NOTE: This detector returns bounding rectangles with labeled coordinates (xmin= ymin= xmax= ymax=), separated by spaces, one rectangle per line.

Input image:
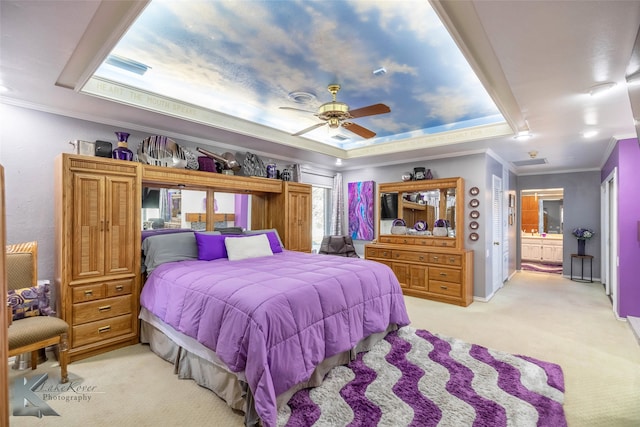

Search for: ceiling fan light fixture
xmin=588 ymin=82 xmax=616 ymax=96
xmin=327 ymin=117 xmax=341 ymax=128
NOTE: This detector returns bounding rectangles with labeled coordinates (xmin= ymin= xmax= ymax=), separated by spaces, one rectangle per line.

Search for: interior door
xmin=492 ymin=175 xmax=503 ymax=294
xmin=601 ymin=168 xmax=618 ymax=315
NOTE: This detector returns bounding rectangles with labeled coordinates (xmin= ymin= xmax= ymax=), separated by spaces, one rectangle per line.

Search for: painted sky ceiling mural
xmin=90 ymin=0 xmax=505 ymax=151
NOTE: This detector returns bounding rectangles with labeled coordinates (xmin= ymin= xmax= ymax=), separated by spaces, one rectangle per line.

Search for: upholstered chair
xmin=6 ymin=241 xmax=69 ymax=383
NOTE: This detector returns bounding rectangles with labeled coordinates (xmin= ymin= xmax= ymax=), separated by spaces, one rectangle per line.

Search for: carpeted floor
xmin=521 ymin=261 xmax=563 ymax=274
xmin=8 ymin=272 xmax=640 ymax=427
xmin=278 ymin=326 xmax=566 ymax=426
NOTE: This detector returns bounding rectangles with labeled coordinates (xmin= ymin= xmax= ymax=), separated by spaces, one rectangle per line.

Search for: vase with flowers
xmin=572 ymin=227 xmax=594 ymax=255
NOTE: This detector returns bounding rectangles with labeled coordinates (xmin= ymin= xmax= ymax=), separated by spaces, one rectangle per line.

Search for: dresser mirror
xmin=377 ymin=177 xmax=465 ymax=249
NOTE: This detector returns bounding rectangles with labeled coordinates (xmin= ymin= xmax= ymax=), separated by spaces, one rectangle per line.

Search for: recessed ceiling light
xmin=626 ymin=70 xmax=640 ymax=85
xmin=588 ymin=82 xmax=616 ymax=96
xmin=335 ymin=158 xmax=342 ymax=166
xmin=582 ymin=129 xmax=599 ymax=138
xmin=513 ymin=130 xmax=532 ymax=140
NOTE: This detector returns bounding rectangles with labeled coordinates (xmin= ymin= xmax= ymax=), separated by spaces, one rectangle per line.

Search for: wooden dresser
xmin=365 ymin=177 xmax=474 ymax=307
xmin=54 ymin=154 xmax=141 ymax=362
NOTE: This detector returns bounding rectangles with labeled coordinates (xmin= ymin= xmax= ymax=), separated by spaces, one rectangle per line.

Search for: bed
xmin=138 ymin=230 xmax=410 ymax=427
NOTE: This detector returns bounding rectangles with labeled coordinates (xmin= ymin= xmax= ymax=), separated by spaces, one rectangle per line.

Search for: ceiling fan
xmin=281 ymin=84 xmax=390 ymax=139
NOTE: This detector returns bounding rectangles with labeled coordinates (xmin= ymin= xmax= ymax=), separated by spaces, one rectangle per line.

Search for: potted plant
xmin=572 ymin=227 xmax=594 ymax=255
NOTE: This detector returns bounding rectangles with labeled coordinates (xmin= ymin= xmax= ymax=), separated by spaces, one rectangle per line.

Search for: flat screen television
xmin=380 ymin=193 xmax=398 ymax=219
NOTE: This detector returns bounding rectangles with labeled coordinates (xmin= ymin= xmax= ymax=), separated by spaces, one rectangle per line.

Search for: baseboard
xmin=628 ymin=316 xmax=640 ymax=345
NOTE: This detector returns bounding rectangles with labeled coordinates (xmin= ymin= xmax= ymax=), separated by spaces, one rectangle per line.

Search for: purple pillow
xmin=256 ymin=231 xmax=283 ymax=254
xmin=195 ymin=231 xmax=283 ymax=260
xmin=195 ymin=233 xmax=229 ymax=260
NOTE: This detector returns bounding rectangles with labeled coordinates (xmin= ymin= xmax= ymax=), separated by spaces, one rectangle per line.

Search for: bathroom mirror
xmin=520 ymin=188 xmax=564 ymax=235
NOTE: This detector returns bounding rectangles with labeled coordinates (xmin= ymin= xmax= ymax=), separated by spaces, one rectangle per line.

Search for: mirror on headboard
xmin=141 ymin=187 xmax=245 ymax=231
xmin=377 ymin=177 xmax=465 ymax=248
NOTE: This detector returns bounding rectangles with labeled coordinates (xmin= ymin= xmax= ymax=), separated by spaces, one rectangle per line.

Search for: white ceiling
xmin=1 ymin=1 xmax=639 ymax=174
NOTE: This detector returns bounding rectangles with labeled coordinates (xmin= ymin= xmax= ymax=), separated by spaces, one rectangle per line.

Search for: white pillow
xmin=225 ymin=234 xmax=274 ymax=261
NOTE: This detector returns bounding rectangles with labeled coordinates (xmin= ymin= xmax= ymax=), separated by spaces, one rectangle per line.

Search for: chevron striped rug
xmin=278 ymin=327 xmax=566 ymax=427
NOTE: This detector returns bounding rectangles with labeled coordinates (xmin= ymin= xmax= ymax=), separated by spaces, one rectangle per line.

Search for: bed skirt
xmin=139 ymin=307 xmax=398 ymax=426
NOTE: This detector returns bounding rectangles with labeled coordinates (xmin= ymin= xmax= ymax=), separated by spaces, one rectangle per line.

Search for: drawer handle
xmin=395 ymin=253 xmax=400 ymax=258
xmin=98 ymin=305 xmax=112 ymax=312
xmin=115 ymin=285 xmax=124 ymax=291
xmin=433 ymin=256 xmax=439 ymax=260
xmin=383 ymin=252 xmax=388 ymax=257
xmin=84 ymin=290 xmax=93 ymax=297
xmin=440 ymin=286 xmax=448 ymax=290
xmin=403 ymin=239 xmax=408 ymax=243
xmin=449 ymin=258 xmax=456 ymax=262
xmin=98 ymin=325 xmax=111 ymax=333
xmin=439 ymin=272 xmax=447 ymax=276
xmin=419 ymin=256 xmax=424 ymax=261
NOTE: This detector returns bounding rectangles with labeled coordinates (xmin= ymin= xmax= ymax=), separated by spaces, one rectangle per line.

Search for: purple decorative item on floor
xmin=348 ymin=180 xmax=375 ymax=240
xmin=279 ymin=326 xmax=567 ymax=426
xmin=112 ymin=131 xmax=133 ymax=161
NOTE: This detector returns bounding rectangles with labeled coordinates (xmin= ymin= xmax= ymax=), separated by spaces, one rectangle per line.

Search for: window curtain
xmin=330 ymin=172 xmax=344 ymax=235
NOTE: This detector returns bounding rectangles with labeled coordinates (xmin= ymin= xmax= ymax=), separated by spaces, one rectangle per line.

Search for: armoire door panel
xmin=104 ymin=176 xmax=135 ymax=275
xmin=72 ymin=173 xmax=105 ymax=279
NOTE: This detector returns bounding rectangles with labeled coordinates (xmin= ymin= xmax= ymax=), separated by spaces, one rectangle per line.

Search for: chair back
xmin=318 ymin=235 xmax=360 ymax=258
xmin=6 ymin=241 xmax=37 ymax=290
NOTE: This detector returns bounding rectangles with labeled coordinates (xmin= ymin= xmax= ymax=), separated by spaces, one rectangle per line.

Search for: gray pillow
xmin=142 ymin=231 xmax=220 ymax=273
xmin=244 ymin=228 xmax=284 ymax=248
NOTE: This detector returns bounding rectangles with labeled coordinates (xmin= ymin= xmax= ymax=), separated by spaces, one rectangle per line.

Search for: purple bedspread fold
xmin=140 ymin=250 xmax=410 ymax=427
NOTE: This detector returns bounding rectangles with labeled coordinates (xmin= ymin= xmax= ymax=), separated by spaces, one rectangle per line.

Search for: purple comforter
xmin=140 ymin=250 xmax=410 ymax=426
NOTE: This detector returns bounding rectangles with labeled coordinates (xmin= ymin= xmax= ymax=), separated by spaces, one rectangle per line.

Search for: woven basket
xmin=391 ymin=226 xmax=407 ymax=235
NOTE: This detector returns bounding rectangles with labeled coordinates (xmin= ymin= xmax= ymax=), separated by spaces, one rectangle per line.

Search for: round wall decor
xmin=470 ymin=210 xmax=480 ymax=219
xmin=469 ymin=186 xmax=480 ymax=196
xmin=469 ymin=221 xmax=479 ymax=230
xmin=469 ymin=232 xmax=479 ymax=241
xmin=469 ymin=199 xmax=480 ymax=208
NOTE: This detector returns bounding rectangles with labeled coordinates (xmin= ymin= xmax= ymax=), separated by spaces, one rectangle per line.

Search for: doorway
xmin=520 ymin=188 xmax=564 ymax=274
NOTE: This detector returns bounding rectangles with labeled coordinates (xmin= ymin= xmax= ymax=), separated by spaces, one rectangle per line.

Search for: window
xmin=312 ymin=186 xmax=332 ymax=253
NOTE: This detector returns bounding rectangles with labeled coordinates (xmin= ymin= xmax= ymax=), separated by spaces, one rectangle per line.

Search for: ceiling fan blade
xmin=342 ymin=122 xmax=376 ymax=139
xmin=279 ymin=106 xmax=316 ymax=114
xmin=348 ymin=103 xmax=390 ymax=118
xmin=292 ymin=122 xmax=327 ymax=136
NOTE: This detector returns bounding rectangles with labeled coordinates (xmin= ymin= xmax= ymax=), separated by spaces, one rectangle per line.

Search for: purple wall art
xmin=348 ymin=181 xmax=375 ymax=240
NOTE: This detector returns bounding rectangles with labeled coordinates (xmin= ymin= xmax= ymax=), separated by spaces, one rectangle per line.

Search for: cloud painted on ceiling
xmin=93 ymin=0 xmax=504 ymax=149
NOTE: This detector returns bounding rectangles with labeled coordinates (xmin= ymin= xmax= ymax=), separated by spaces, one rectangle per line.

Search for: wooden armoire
xmin=54 ymin=155 xmax=141 ymax=362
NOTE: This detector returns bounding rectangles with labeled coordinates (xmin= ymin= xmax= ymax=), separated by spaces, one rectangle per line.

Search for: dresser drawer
xmin=72 ymin=314 xmax=133 ymax=347
xmin=106 ymin=279 xmax=133 ymax=297
xmin=428 ymin=253 xmax=462 ymax=266
xmin=392 ymin=251 xmax=429 ymax=263
xmin=365 ymin=246 xmax=392 ymax=259
xmin=432 ymin=239 xmax=456 ymax=248
xmin=73 ymin=295 xmax=132 ymax=325
xmin=428 ymin=280 xmax=462 ymax=297
xmin=428 ymin=267 xmax=461 ymax=284
xmin=72 ymin=283 xmax=106 ymax=303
